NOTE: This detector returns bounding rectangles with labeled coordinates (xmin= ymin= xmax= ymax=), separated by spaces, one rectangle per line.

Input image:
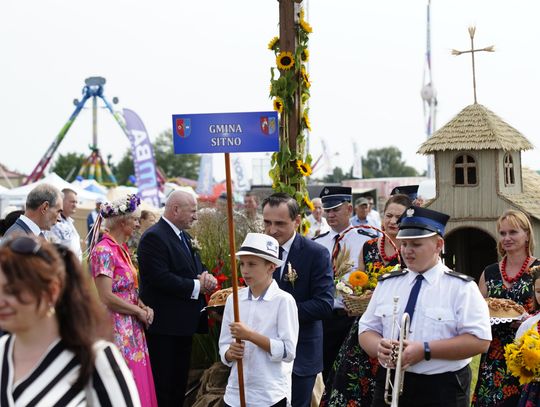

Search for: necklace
xmin=500 ymin=255 xmax=531 ymax=284
xmin=379 ymin=235 xmax=398 ymax=263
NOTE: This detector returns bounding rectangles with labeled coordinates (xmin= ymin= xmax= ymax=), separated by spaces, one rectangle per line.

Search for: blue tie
xmin=179 ymin=231 xmax=192 ymax=259
xmin=403 ymin=275 xmax=424 ymax=324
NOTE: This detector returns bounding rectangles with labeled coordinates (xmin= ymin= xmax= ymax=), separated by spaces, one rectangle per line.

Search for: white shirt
xmin=359 ymin=261 xmax=492 ymax=374
xmin=516 ymin=312 xmax=540 ymax=339
xmin=161 ymin=216 xmax=201 ymax=299
xmin=50 ymin=216 xmax=82 ymax=260
xmin=305 ymin=214 xmax=330 ymax=239
xmin=278 ymin=232 xmax=296 ymax=280
xmin=313 ymin=224 xmax=374 ymax=308
xmin=219 ymin=281 xmax=299 ymax=407
xmin=368 ymin=209 xmax=382 ymax=229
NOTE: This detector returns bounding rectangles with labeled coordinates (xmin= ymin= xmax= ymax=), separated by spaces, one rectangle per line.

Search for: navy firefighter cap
xmin=397 ymin=206 xmax=450 ymax=239
xmin=390 ymin=185 xmax=419 ymax=201
xmin=319 ymin=186 xmax=352 ymax=210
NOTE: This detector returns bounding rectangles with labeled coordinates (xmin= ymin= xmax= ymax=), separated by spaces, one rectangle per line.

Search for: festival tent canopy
xmin=0 ymin=172 xmax=105 ymax=215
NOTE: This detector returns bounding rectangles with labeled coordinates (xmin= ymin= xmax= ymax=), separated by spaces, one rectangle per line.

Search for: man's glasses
xmin=4 ymin=236 xmax=51 ymax=262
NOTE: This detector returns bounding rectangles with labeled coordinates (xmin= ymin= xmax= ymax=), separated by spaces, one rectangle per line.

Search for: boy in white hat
xmin=219 ymin=233 xmax=300 ymax=407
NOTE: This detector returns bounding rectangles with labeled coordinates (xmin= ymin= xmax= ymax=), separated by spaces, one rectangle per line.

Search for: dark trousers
xmin=291 ymin=373 xmax=316 ymax=407
xmin=225 ymin=398 xmax=286 ymax=407
xmin=146 ymin=333 xmax=192 ymax=407
xmin=372 ymin=365 xmax=471 ymax=407
xmin=322 ymin=311 xmax=355 ymax=381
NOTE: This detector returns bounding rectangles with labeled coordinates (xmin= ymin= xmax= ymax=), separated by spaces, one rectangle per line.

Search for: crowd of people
xmin=0 ymin=182 xmax=539 ymax=407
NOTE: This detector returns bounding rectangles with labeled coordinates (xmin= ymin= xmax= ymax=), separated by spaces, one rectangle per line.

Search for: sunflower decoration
xmin=505 ymin=327 xmax=540 ymax=384
xmin=300 ymin=218 xmax=310 ymax=236
xmin=301 ymin=48 xmax=310 ymax=62
xmin=302 ymin=110 xmax=312 ymax=132
xmin=268 ymin=36 xmax=279 ymax=51
xmin=303 ymin=195 xmax=315 ymax=212
xmin=273 ymin=97 xmax=284 ymax=114
xmin=296 ymin=159 xmax=312 ymax=177
xmin=300 ymin=66 xmax=311 ymax=89
xmin=276 ymin=51 xmax=295 ymax=70
xmin=298 ymin=9 xmax=313 ymax=34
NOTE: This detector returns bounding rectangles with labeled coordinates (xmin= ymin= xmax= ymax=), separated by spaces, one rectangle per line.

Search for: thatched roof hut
xmin=418 ymin=103 xmax=534 ymax=153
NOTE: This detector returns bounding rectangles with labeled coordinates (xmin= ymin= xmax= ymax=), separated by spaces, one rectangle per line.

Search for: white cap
xmin=236 ymin=233 xmax=284 ymax=266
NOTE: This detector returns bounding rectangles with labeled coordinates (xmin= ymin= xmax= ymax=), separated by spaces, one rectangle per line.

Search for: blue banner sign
xmin=172 ymin=111 xmax=279 ymax=154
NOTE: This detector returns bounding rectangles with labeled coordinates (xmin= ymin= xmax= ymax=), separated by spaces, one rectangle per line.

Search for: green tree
xmin=112 ymin=129 xmax=201 ymax=183
xmin=322 ymin=166 xmax=353 ymax=183
xmin=153 ymin=129 xmax=200 ymax=179
xmin=362 ymin=147 xmax=419 ymax=178
xmin=50 ymin=152 xmax=85 ymax=181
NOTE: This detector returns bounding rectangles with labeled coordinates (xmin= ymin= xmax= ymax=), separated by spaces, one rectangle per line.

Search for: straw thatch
xmin=418 ymin=103 xmax=534 ymax=154
xmin=501 ymin=167 xmax=540 ymax=221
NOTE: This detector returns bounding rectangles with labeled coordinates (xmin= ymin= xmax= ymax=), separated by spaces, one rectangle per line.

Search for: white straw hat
xmin=236 ymin=233 xmax=284 ymax=266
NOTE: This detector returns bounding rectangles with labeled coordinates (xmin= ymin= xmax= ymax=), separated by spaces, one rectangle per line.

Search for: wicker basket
xmin=342 ymin=291 xmax=373 ymax=317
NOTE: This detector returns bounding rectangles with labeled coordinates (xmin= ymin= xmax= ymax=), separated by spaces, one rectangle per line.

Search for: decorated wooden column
xmin=269 ymin=0 xmax=315 ymax=230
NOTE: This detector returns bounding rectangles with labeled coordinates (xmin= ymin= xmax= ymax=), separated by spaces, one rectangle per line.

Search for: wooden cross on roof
xmin=452 ymin=27 xmax=495 ymax=103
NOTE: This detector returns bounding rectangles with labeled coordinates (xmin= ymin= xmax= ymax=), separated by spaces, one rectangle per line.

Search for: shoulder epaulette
xmin=378 ymin=269 xmax=408 ymax=282
xmin=357 ymin=229 xmax=378 ymax=238
xmin=312 ymin=231 xmax=330 ymax=240
xmin=444 ymin=270 xmax=474 ymax=282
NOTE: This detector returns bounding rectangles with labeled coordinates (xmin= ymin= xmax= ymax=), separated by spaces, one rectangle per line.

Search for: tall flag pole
xmin=420 ymin=0 xmax=437 ymax=179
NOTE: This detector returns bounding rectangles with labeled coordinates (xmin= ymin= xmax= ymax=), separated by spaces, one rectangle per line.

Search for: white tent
xmin=0 ymin=172 xmax=105 ymax=214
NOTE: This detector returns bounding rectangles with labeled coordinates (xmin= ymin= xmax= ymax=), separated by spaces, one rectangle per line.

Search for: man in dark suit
xmin=262 ymin=193 xmax=334 ymax=407
xmin=137 ymin=190 xmax=217 ymax=407
xmin=3 ymin=183 xmax=63 ymax=239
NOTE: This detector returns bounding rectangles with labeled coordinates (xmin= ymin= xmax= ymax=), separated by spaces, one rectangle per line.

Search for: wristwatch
xmin=424 ymin=341 xmax=431 ymax=361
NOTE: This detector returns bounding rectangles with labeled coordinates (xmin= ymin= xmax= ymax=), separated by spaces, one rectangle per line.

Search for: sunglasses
xmin=5 ymin=236 xmax=52 ymax=262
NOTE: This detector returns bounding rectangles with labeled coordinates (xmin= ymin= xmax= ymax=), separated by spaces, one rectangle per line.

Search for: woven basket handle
xmin=331 ymin=225 xmax=401 ymax=267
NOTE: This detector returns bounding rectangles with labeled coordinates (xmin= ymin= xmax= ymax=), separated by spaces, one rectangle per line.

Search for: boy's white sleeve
xmin=219 ymin=296 xmax=234 ymax=367
xmin=269 ymin=295 xmax=299 ymax=363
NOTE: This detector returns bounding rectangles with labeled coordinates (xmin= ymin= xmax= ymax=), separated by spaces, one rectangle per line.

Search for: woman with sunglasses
xmin=90 ymin=195 xmax=157 ymax=407
xmin=0 ymin=236 xmax=141 ymax=406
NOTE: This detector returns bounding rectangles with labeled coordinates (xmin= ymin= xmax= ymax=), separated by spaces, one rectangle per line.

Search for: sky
xmin=1 ymin=0 xmax=539 ymax=184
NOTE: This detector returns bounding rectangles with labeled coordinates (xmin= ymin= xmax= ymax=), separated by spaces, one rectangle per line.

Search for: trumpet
xmin=384 ymin=297 xmax=410 ymax=407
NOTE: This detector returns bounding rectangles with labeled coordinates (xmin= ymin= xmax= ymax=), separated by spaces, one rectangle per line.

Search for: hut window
xmin=504 ymin=153 xmax=515 ymax=185
xmin=454 ymin=154 xmax=477 ymax=186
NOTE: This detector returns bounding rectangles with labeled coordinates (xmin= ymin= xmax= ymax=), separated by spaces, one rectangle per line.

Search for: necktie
xmin=403 ymin=275 xmax=424 ymax=325
xmin=178 ymin=231 xmax=192 ymax=259
xmin=39 ymin=232 xmax=45 ymax=238
xmin=273 ymin=246 xmax=285 ymax=281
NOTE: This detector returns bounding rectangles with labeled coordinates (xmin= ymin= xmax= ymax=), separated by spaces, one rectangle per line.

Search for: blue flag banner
xmin=172 ymin=111 xmax=279 ymax=154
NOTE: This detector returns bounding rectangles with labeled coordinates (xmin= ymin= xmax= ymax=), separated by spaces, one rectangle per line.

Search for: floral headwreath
xmin=100 ymin=194 xmax=141 ymax=218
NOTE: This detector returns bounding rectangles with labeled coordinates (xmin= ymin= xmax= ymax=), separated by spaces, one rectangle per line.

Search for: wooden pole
xmin=279 ymin=0 xmax=300 ymax=154
xmin=224 ymin=152 xmax=246 ymax=407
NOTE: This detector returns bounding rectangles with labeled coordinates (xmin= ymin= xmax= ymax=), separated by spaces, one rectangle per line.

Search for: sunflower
xmin=296 ymin=160 xmax=312 ymax=177
xmin=299 ymin=18 xmax=313 ymax=33
xmin=276 ymin=51 xmax=295 ymax=70
xmin=268 ymin=36 xmax=279 ymax=51
xmin=301 ymin=218 xmax=310 ymax=236
xmin=301 ymin=66 xmax=311 ymax=88
xmin=303 ymin=195 xmax=315 ymax=212
xmin=273 ymin=97 xmax=283 ymax=114
xmin=301 ymin=48 xmax=310 ymax=62
xmin=349 ymin=270 xmax=369 ymax=288
xmin=302 ymin=110 xmax=312 ymax=132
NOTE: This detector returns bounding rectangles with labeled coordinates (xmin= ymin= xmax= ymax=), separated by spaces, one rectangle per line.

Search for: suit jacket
xmin=3 ymin=218 xmax=33 ymax=239
xmin=137 ymin=218 xmax=208 ymax=336
xmin=274 ymin=234 xmax=334 ymax=376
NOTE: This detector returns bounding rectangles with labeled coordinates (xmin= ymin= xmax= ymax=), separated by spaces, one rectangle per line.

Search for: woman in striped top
xmin=0 ymin=236 xmax=141 ymax=406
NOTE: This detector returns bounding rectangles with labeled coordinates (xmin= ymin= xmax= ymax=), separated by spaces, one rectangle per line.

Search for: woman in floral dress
xmin=320 ymin=194 xmax=411 ymax=407
xmin=91 ymin=195 xmax=158 ymax=407
xmin=472 ymin=209 xmax=539 ymax=407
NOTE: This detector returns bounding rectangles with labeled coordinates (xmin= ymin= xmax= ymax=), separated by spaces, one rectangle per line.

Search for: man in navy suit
xmin=138 ymin=190 xmax=217 ymax=407
xmin=262 ymin=193 xmax=334 ymax=407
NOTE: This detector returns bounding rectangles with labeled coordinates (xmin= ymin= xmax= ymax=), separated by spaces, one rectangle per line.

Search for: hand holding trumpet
xmin=378 ymin=339 xmax=424 ymax=369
